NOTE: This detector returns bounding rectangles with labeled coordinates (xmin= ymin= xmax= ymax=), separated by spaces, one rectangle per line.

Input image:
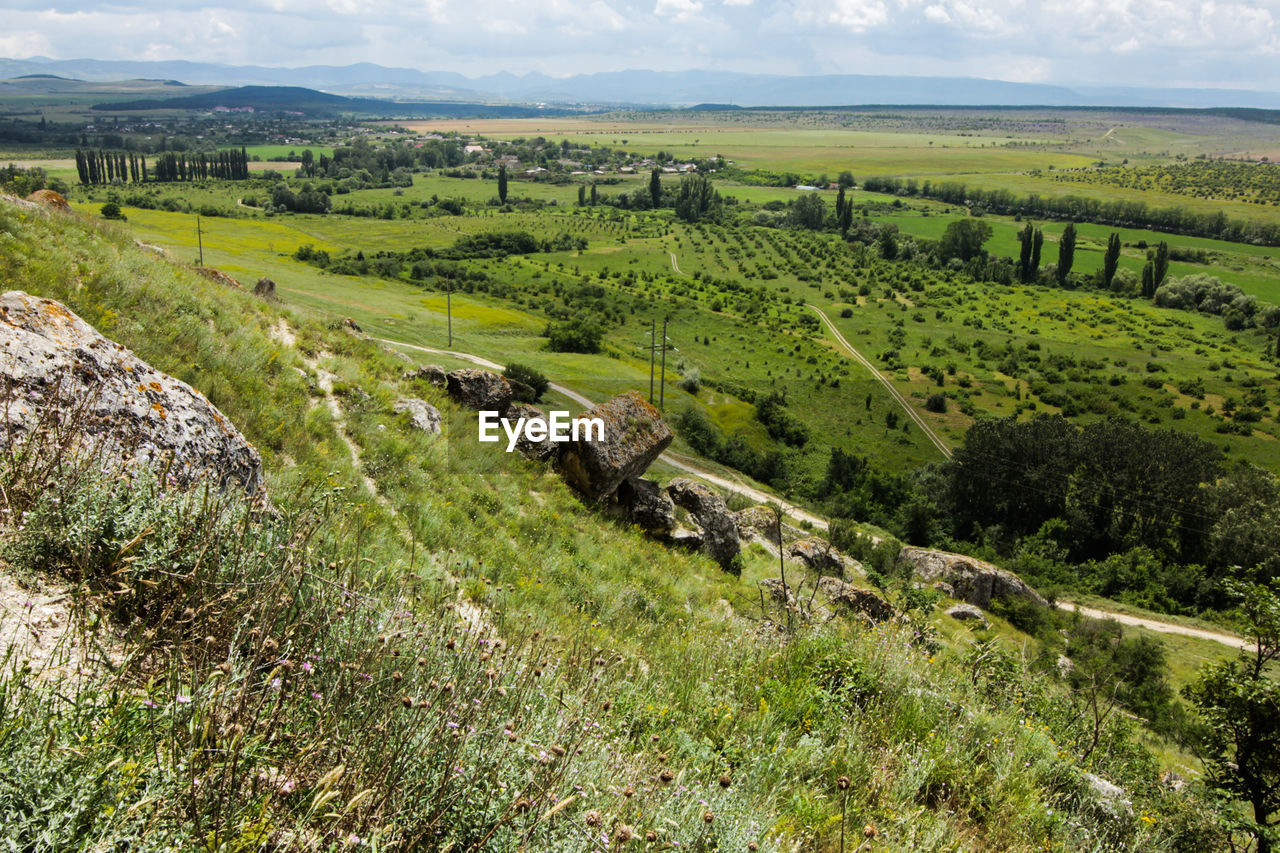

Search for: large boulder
xmin=666 ymin=478 xmax=740 ymax=570
xmin=616 ymin=476 xmax=677 ymax=534
xmin=945 ymin=603 xmax=990 ymax=628
xmin=900 ymin=547 xmax=1048 ymax=609
xmin=26 ymin=189 xmax=70 ymax=212
xmin=0 ymin=291 xmax=264 ymax=494
xmin=404 ymin=364 xmax=448 ymax=387
xmin=446 ymin=368 xmax=513 ymax=415
xmin=505 ymin=403 xmax=555 ymax=460
xmin=816 ymin=577 xmax=894 ymax=623
xmin=556 ymin=392 xmax=672 ymax=502
xmin=393 ymin=398 xmax=441 ymax=435
xmin=787 ymin=538 xmax=846 ymax=575
xmin=733 ymin=505 xmax=779 ymax=541
xmin=253 ymin=277 xmax=277 ymax=299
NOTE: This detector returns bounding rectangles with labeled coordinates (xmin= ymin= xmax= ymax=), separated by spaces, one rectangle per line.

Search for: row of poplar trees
xmin=75 ymin=147 xmax=251 ymax=185
xmin=1019 ymin=221 xmax=1169 ymax=295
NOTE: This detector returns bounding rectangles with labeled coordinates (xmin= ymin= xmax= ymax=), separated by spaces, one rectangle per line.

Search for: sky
xmin=2 ymin=0 xmax=1279 ymax=90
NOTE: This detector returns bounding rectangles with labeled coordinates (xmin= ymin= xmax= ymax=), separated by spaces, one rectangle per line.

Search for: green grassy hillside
xmin=0 ymin=198 xmax=1235 ymax=850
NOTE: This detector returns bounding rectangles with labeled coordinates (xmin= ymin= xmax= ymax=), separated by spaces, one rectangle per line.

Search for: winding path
xmin=374 ymin=338 xmax=828 ymax=529
xmin=669 ymin=252 xmax=685 ymax=275
xmin=372 ymin=340 xmax=1250 ymax=651
xmin=808 ymin=306 xmax=953 ymax=459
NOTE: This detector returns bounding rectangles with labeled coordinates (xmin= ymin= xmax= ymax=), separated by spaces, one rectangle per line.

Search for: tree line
xmin=862 ymin=176 xmax=1280 ymax=247
xmin=75 ymin=147 xmax=251 ymax=185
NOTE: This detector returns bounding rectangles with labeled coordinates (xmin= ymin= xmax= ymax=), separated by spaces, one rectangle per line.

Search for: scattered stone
xmin=1083 ymin=772 xmax=1132 ymax=816
xmin=193 ymin=266 xmax=243 ymax=290
xmin=404 ymin=365 xmax=448 ymax=387
xmin=900 ymin=546 xmax=1048 ymax=609
xmin=253 ymin=277 xmax=277 ymax=299
xmin=666 ymin=478 xmax=740 ymax=571
xmin=933 ymin=581 xmax=956 ymax=598
xmin=505 ymin=403 xmax=555 ymax=460
xmin=669 ymin=526 xmax=705 ymax=549
xmin=26 ymin=189 xmax=70 ymax=212
xmin=787 ymin=538 xmax=845 ymax=575
xmin=616 ymin=476 xmax=677 ymax=533
xmin=1159 ymin=771 xmax=1186 ymax=792
xmin=758 ymin=578 xmax=796 ymax=606
xmin=393 ymin=398 xmax=441 ymax=435
xmin=0 ymin=291 xmax=264 ymax=494
xmin=817 ymin=576 xmax=894 ymax=623
xmin=556 ymin=391 xmax=672 ymax=502
xmin=945 ymin=603 xmax=989 ymax=628
xmin=734 ymin=505 xmax=779 ymax=542
xmin=446 ymin=368 xmax=513 ymax=415
xmin=1056 ymin=655 xmax=1074 ymax=677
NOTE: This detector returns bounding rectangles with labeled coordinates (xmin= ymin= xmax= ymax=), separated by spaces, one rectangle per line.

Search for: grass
xmin=0 ymin=197 xmax=1238 ymax=850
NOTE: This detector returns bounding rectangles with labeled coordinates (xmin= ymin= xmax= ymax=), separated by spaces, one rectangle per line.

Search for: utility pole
xmin=648 ymin=318 xmax=656 ymax=405
xmin=196 ymin=215 xmax=204 ymax=266
xmin=659 ymin=317 xmax=668 ymax=412
xmin=447 ymin=281 xmax=453 ymax=348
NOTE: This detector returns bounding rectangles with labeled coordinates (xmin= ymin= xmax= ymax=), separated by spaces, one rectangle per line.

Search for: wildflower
xmin=837 ymin=775 xmax=850 ymax=790
xmin=392 ymin=671 xmax=404 ymax=682
xmin=719 ymin=774 xmax=731 ymax=788
xmin=402 ymin=695 xmax=414 ymax=708
xmin=302 ymin=661 xmax=314 ymax=674
xmin=623 ymin=785 xmax=635 ymax=798
xmin=514 ymin=797 xmax=532 ymax=813
xmin=645 ymin=831 xmax=658 ymax=843
xmin=262 ymin=638 xmax=278 ymax=655
xmin=551 ymin=744 xmax=567 ymax=757
xmin=584 ymin=810 xmax=603 ymax=828
xmin=615 ymin=824 xmax=635 ymax=843
xmin=863 ymin=823 xmax=878 ymax=839
xmin=657 ymin=753 xmax=668 ymax=764
xmin=702 ymin=810 xmax=714 ymax=824
xmin=175 ymin=695 xmax=192 ymax=704
xmin=748 ymin=844 xmax=759 ymax=852
xmin=658 ymin=769 xmax=674 ymax=784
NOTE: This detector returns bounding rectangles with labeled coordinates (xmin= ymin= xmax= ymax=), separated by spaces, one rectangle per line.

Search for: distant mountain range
xmin=90 ymin=85 xmax=580 ymax=118
xmin=4 ymin=57 xmax=1280 ymax=109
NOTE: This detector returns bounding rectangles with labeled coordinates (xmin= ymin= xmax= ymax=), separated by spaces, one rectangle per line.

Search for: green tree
xmin=1102 ymin=232 xmax=1121 ymax=289
xmin=1153 ymin=240 xmax=1170 ymax=289
xmin=1184 ymin=580 xmax=1280 ymax=853
xmin=673 ymin=173 xmax=720 ymax=223
xmin=837 ymin=170 xmax=855 ymax=188
xmin=789 ymin=193 xmax=827 ymax=230
xmin=649 ymin=167 xmax=662 ymax=208
xmin=577 ymin=185 xmax=586 ymax=206
xmin=1031 ymin=228 xmax=1044 ymax=280
xmin=1056 ymin=222 xmax=1076 ymax=284
xmin=1142 ymin=261 xmax=1156 ymax=298
xmin=938 ymin=218 xmax=993 ymax=262
xmin=497 ymin=164 xmax=508 ymax=204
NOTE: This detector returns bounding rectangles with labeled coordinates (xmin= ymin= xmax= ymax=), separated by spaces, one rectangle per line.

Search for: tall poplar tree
xmin=1056 ymin=222 xmax=1076 ymax=285
xmin=1103 ymin=232 xmax=1121 ymax=289
xmin=497 ymin=164 xmax=508 ymax=204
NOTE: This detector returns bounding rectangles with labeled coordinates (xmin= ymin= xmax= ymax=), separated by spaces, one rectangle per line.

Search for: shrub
xmin=100 ymin=202 xmax=126 ymax=221
xmin=678 ymin=368 xmax=701 ymax=394
xmin=503 ymin=363 xmax=549 ymax=402
xmin=925 ymin=393 xmax=947 ymax=413
xmin=545 ymin=316 xmax=603 ymax=354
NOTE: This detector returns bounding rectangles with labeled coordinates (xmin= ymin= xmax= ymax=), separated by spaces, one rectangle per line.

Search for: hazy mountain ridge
xmin=5 ymin=57 xmax=1280 ymax=108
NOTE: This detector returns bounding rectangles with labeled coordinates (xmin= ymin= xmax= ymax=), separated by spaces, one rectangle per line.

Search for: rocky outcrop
xmin=393 ymin=398 xmax=441 ymax=435
xmin=0 ymin=291 xmax=264 ymax=494
xmin=734 ymin=505 xmax=779 ymax=542
xmin=817 ymin=577 xmax=894 ymax=623
xmin=787 ymin=538 xmax=846 ymax=575
xmin=446 ymin=368 xmax=513 ymax=415
xmin=666 ymin=478 xmax=740 ymax=571
xmin=26 ymin=189 xmax=70 ymax=212
xmin=193 ymin=267 xmax=242 ymax=290
xmin=945 ymin=603 xmax=989 ymax=628
xmin=616 ymin=476 xmax=676 ymax=533
xmin=505 ymin=403 xmax=555 ymax=460
xmin=404 ymin=365 xmax=448 ymax=387
xmin=253 ymin=277 xmax=276 ymax=299
xmin=556 ymin=392 xmax=672 ymax=502
xmin=758 ymin=578 xmax=795 ymax=606
xmin=900 ymin=547 xmax=1048 ymax=609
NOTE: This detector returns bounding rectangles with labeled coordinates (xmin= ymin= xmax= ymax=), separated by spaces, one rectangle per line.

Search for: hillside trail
xmin=373 ymin=335 xmax=1254 ymax=651
xmin=807 ymin=306 xmax=952 ymax=459
xmin=373 ymin=337 xmax=829 ymax=531
xmin=1054 ymin=601 xmax=1251 ymax=650
xmin=669 ymin=252 xmax=685 ymax=275
xmin=270 ymin=321 xmax=488 ymax=632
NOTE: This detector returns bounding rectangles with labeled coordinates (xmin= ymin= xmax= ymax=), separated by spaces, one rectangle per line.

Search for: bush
xmin=840 ymin=307 xmax=854 ymax=318
xmin=100 ymin=202 xmax=126 ymax=221
xmin=545 ymin=316 xmax=603 ymax=354
xmin=925 ymin=393 xmax=947 ymax=413
xmin=678 ymin=368 xmax=701 ymax=394
xmin=503 ymin=363 xmax=549 ymax=402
